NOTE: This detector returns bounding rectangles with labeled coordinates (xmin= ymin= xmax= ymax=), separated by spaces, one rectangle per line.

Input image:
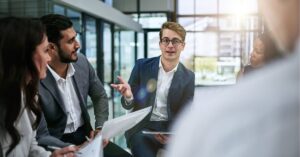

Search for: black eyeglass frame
xmin=160 ymin=38 xmax=184 ymax=47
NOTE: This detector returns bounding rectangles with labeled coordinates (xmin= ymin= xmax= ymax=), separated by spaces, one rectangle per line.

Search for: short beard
xmin=57 ymin=47 xmax=78 ymax=63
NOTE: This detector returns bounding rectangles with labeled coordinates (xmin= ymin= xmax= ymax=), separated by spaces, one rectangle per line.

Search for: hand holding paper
xmin=75 ymin=106 xmax=152 ymax=157
xmin=76 ymin=135 xmax=103 ymax=157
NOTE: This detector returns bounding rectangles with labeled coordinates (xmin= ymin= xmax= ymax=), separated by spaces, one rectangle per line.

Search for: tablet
xmin=142 ymin=130 xmax=173 ymax=135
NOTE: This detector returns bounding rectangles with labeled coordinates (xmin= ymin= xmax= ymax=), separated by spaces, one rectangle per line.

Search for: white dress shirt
xmin=150 ymin=57 xmax=178 ymax=121
xmin=48 ymin=64 xmax=84 ymax=133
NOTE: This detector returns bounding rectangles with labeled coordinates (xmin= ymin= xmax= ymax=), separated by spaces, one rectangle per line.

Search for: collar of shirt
xmin=159 ymin=56 xmax=179 ymax=73
xmin=47 ymin=64 xmax=76 ymax=81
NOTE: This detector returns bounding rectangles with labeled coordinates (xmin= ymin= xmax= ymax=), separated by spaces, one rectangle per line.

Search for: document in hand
xmin=75 ymin=106 xmax=152 ymax=157
xmin=76 ymin=135 xmax=103 ymax=157
xmin=101 ymin=106 xmax=152 ymax=139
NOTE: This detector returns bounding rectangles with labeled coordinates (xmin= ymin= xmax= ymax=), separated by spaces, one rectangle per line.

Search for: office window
xmin=178 ymin=0 xmax=218 ymax=15
xmin=104 ymin=0 xmax=113 ymax=6
xmin=177 ymin=0 xmax=261 ymax=85
xmin=194 ymin=56 xmax=240 ymax=85
xmin=178 ymin=17 xmax=218 ymax=31
xmin=219 ymin=0 xmax=257 ymax=14
xmin=219 ymin=16 xmax=260 ymax=31
xmin=137 ymin=32 xmax=145 ymax=59
xmin=85 ymin=16 xmax=97 ymax=69
xmin=195 ymin=32 xmax=218 ymax=57
xmin=53 ymin=4 xmax=64 ymax=15
xmin=131 ymin=13 xmax=167 ymax=29
xmin=120 ymin=31 xmax=135 ymax=81
xmin=103 ymin=23 xmax=112 ymax=98
xmin=147 ymin=32 xmax=161 ymax=58
xmin=67 ymin=9 xmax=81 ymax=33
xmin=112 ymin=29 xmax=136 ymax=149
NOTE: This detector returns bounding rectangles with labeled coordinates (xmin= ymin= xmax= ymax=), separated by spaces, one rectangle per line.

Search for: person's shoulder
xmin=136 ymin=56 xmax=160 ymax=66
xmin=243 ymin=65 xmax=255 ymax=75
xmin=178 ymin=62 xmax=194 ymax=76
xmin=73 ymin=53 xmax=89 ymax=68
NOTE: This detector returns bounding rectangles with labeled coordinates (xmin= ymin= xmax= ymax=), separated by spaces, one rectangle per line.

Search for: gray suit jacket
xmin=121 ymin=56 xmax=195 ymax=144
xmin=37 ymin=53 xmax=108 ymax=147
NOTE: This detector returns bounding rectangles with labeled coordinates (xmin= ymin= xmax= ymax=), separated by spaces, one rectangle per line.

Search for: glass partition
xmin=147 ymin=32 xmax=161 ymax=58
xmin=84 ymin=16 xmax=97 ymax=69
xmin=103 ymin=23 xmax=112 ymax=98
xmin=53 ymin=4 xmax=64 ymax=15
xmin=112 ymin=28 xmax=136 ymax=148
xmin=219 ymin=0 xmax=257 ymax=14
xmin=131 ymin=13 xmax=167 ymax=29
xmin=178 ymin=0 xmax=218 ymax=15
xmin=137 ymin=32 xmax=145 ymax=59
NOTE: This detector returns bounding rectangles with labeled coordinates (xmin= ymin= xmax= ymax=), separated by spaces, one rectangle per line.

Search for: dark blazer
xmin=121 ymin=56 xmax=195 ymax=143
xmin=37 ymin=53 xmax=108 ymax=147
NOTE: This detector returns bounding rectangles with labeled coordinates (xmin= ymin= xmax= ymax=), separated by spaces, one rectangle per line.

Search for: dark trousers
xmin=61 ymin=126 xmax=132 ymax=157
xmin=129 ymin=121 xmax=168 ymax=157
xmin=61 ymin=125 xmax=86 ymax=145
xmin=104 ymin=142 xmax=132 ymax=157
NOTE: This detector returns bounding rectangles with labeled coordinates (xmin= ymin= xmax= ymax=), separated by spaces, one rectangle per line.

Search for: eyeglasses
xmin=160 ymin=38 xmax=183 ymax=47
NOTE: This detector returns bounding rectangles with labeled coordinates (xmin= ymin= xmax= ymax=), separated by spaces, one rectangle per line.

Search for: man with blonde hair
xmin=112 ymin=22 xmax=195 ymax=157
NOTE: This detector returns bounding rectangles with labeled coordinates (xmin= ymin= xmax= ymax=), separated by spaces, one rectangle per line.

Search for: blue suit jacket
xmin=121 ymin=56 xmax=195 ymax=143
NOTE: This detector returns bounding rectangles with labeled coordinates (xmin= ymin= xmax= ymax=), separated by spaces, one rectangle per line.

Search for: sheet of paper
xmin=75 ymin=106 xmax=151 ymax=156
xmin=75 ymin=135 xmax=103 ymax=157
xmin=101 ymin=106 xmax=152 ymax=139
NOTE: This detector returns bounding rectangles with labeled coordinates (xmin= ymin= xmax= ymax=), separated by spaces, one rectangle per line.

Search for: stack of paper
xmin=75 ymin=106 xmax=152 ymax=157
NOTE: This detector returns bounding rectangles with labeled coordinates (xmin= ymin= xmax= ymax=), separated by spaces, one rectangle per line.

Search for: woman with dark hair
xmin=237 ymin=32 xmax=282 ymax=79
xmin=0 ymin=17 xmax=77 ymax=157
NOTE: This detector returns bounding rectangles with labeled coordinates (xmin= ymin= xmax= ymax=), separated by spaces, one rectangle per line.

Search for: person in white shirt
xmin=111 ymin=21 xmax=195 ymax=157
xmin=166 ymin=0 xmax=299 ymax=157
xmin=37 ymin=14 xmax=131 ymax=157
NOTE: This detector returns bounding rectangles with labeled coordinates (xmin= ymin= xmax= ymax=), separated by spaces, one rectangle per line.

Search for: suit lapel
xmin=150 ymin=57 xmax=160 ymax=80
xmin=72 ymin=63 xmax=86 ymax=107
xmin=72 ymin=67 xmax=86 ymax=108
xmin=72 ymin=63 xmax=90 ymax=123
xmin=167 ymin=64 xmax=183 ymax=118
xmin=41 ymin=70 xmax=67 ymax=113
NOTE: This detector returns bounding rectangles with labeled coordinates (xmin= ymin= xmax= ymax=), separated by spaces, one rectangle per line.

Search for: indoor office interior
xmin=0 ymin=0 xmax=261 ymax=149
